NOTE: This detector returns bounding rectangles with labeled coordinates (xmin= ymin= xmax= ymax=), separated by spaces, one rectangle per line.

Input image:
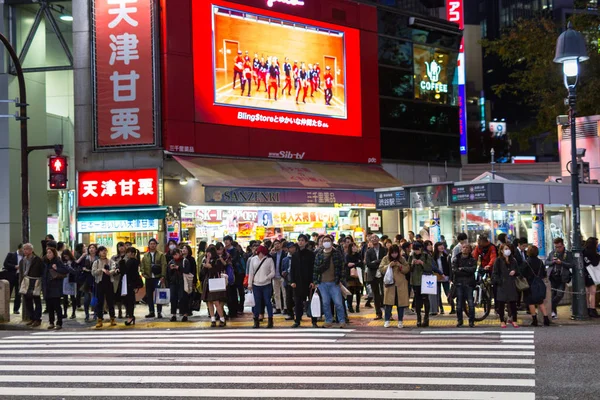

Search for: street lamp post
xmin=553 ymin=22 xmax=589 ymax=320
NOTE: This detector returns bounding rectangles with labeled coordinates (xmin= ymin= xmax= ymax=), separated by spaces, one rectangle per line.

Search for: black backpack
xmin=527 ymin=261 xmax=546 ymax=304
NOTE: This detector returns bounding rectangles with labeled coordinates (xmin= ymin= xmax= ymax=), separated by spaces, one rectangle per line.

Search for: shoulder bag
xmin=243 ymin=258 xmax=267 ymax=288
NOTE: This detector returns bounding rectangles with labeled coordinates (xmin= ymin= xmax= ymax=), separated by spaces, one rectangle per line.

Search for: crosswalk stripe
xmin=0 ymin=364 xmax=535 ymax=374
xmin=0 ymin=387 xmax=537 ymax=399
xmin=5 ymin=333 xmax=348 ymax=340
xmin=29 ymin=328 xmax=352 ymax=335
xmin=0 ymin=356 xmax=535 ymax=364
xmin=0 ymin=349 xmax=536 ymax=356
xmin=0 ymin=338 xmax=534 ymax=344
xmin=420 ymin=330 xmax=534 ymax=334
xmin=0 ymin=374 xmax=536 ymax=386
xmin=0 ymin=343 xmax=535 ymax=349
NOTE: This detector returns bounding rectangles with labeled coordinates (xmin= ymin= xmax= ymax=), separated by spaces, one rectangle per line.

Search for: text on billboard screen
xmin=193 ymin=0 xmax=362 ymax=137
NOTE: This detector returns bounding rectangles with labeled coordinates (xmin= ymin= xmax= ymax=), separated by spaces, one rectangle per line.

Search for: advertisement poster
xmin=367 ymin=212 xmax=381 ymax=233
xmin=193 ymin=0 xmax=362 ymax=137
xmin=238 ymin=222 xmax=253 ymax=237
xmin=167 ymin=220 xmax=180 ymax=243
xmin=257 ymin=210 xmax=274 ymax=227
xmin=532 ymin=214 xmax=546 ymax=257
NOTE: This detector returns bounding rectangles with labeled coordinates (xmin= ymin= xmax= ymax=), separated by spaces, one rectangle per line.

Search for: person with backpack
xmin=545 ymin=237 xmax=574 ymax=319
xmin=520 ymin=245 xmax=549 ymax=326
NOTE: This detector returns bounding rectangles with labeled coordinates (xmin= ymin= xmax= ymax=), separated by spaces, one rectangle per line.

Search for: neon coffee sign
xmin=267 ymin=0 xmax=305 ymax=7
xmin=420 ymin=60 xmax=448 ymax=93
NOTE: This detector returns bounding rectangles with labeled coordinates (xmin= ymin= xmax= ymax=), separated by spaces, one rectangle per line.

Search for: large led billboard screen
xmin=192 ymin=0 xmax=362 ymax=137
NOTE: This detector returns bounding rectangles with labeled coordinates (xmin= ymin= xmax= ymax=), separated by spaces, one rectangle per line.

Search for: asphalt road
xmin=0 ymin=323 xmax=596 ymax=399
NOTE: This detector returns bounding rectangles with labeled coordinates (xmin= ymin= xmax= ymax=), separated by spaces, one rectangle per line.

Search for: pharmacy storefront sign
xmin=420 ymin=60 xmax=448 ymax=93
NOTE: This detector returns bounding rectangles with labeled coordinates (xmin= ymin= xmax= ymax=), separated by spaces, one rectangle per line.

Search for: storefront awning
xmin=77 ymin=207 xmax=167 ymax=221
xmin=174 ymin=156 xmax=402 ymax=190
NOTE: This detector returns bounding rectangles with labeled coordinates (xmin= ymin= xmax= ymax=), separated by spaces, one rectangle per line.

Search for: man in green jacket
xmin=141 ymin=238 xmax=167 ymax=319
xmin=408 ymin=242 xmax=433 ymax=327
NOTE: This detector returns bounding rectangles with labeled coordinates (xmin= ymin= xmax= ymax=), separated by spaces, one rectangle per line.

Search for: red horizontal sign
xmin=78 ymin=169 xmax=159 ymax=208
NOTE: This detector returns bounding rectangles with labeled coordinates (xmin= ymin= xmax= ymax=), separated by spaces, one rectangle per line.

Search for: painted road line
xmin=0 ymin=364 xmax=535 ymax=374
xmin=0 ymin=349 xmax=536 ymax=356
xmin=0 ymin=356 xmax=535 ymax=365
xmin=420 ymin=330 xmax=534 ymax=335
xmin=29 ymin=328 xmax=354 ymax=335
xmin=0 ymin=375 xmax=535 ymax=387
xmin=0 ymin=343 xmax=535 ymax=349
xmin=0 ymin=338 xmax=340 ymax=344
xmin=5 ymin=333 xmax=347 ymax=340
xmin=0 ymin=387 xmax=536 ymax=399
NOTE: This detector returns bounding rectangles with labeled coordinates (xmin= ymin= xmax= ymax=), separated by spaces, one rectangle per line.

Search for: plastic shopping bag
xmin=356 ymin=267 xmax=364 ymax=285
xmin=154 ymin=288 xmax=171 ymax=305
xmin=383 ymin=265 xmax=394 ymax=286
xmin=244 ymin=291 xmax=256 ymax=308
xmin=310 ymin=290 xmax=322 ymax=318
xmin=586 ymin=263 xmax=600 ymax=285
xmin=120 ymin=275 xmax=128 ymax=296
xmin=421 ymin=274 xmax=438 ymax=295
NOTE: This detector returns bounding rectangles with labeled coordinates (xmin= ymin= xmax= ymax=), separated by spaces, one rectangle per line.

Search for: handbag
xmin=515 ymin=276 xmax=530 ymax=292
xmin=339 ymin=283 xmax=351 ymax=297
xmin=383 ymin=264 xmax=395 ymax=286
xmin=244 ymin=291 xmax=256 ymax=307
xmin=244 ymin=258 xmax=267 ymax=288
xmin=90 ymin=285 xmax=98 ymax=307
xmin=190 ymin=291 xmax=202 ymax=311
xmin=50 ymin=269 xmax=67 ymax=280
xmin=154 ymin=287 xmax=171 ymax=305
xmin=310 ymin=289 xmax=322 ymax=318
xmin=121 ymin=275 xmax=128 ymax=296
xmin=208 ymin=277 xmax=227 ymax=292
xmin=356 ymin=267 xmax=364 ymax=285
xmin=421 ymin=274 xmax=438 ymax=295
xmin=183 ymin=273 xmax=195 ymax=294
xmin=587 ymin=263 xmax=600 ymax=285
xmin=19 ymin=276 xmax=41 ymax=297
xmin=349 ymin=267 xmax=358 ymax=278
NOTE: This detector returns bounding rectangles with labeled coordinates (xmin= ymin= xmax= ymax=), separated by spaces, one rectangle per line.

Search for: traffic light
xmin=48 ymin=155 xmax=68 ymax=189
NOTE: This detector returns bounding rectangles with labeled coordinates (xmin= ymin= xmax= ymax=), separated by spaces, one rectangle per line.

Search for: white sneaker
xmin=397 ymin=321 xmax=404 ymax=329
xmin=552 ymin=312 xmax=557 ymax=320
xmin=384 ymin=321 xmax=391 ymax=328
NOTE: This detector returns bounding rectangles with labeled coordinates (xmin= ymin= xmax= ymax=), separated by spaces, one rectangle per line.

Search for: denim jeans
xmin=252 ymin=284 xmax=273 ymax=318
xmin=384 ymin=305 xmax=405 ymax=322
xmin=318 ymin=281 xmax=345 ymax=324
xmin=455 ymin=284 xmax=474 ymax=323
xmin=550 ymin=277 xmax=565 ymax=313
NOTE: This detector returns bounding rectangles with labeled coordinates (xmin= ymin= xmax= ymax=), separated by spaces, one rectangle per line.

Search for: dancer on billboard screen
xmin=212 ymin=5 xmax=347 ymax=119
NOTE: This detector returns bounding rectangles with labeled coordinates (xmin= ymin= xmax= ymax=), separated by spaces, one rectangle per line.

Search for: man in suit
xmin=290 ymin=235 xmax=316 ymax=328
xmin=2 ymin=244 xmax=23 ymax=314
xmin=365 ymin=234 xmax=387 ymax=320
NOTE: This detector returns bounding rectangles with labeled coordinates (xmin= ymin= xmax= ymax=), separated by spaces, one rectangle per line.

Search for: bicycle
xmin=461 ymin=268 xmax=493 ymax=322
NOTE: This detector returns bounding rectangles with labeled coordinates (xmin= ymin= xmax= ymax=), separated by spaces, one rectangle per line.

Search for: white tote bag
xmin=383 ymin=265 xmax=395 ymax=286
xmin=244 ymin=291 xmax=256 ymax=308
xmin=356 ymin=267 xmax=364 ymax=285
xmin=154 ymin=288 xmax=171 ymax=305
xmin=120 ymin=275 xmax=128 ymax=296
xmin=586 ymin=264 xmax=600 ymax=285
xmin=421 ymin=274 xmax=438 ymax=295
xmin=310 ymin=290 xmax=322 ymax=318
xmin=208 ymin=277 xmax=227 ymax=292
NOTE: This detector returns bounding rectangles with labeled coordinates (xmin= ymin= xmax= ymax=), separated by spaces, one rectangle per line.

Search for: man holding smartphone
xmin=141 ymin=238 xmax=167 ymax=319
xmin=545 ymin=237 xmax=574 ymax=319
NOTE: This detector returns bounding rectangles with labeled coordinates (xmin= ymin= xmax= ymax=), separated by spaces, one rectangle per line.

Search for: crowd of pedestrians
xmin=2 ymin=231 xmax=599 ymax=329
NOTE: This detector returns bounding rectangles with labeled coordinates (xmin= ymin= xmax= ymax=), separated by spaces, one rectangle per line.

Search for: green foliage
xmin=481 ymin=13 xmax=600 ymax=146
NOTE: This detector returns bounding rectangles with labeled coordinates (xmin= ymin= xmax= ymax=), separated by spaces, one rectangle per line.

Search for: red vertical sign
xmin=93 ymin=0 xmax=157 ymax=148
xmin=446 ymin=0 xmax=464 ymax=29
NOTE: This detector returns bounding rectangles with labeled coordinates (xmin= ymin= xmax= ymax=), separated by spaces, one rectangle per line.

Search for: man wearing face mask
xmin=311 ymin=235 xmax=346 ymax=328
xmin=452 ymin=243 xmax=477 ymax=327
xmin=365 ymin=235 xmax=387 ymax=320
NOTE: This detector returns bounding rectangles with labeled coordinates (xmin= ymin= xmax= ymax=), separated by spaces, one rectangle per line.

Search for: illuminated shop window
xmin=413 ymin=45 xmax=458 ymax=106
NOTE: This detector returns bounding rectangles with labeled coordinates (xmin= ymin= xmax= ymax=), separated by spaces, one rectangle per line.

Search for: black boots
xmin=531 ymin=315 xmax=538 ymax=326
xmin=543 ymin=316 xmax=550 ymax=326
xmin=588 ymin=308 xmax=599 ymax=318
xmin=267 ymin=317 xmax=274 ymax=329
xmin=253 ymin=318 xmax=259 ymax=329
xmin=416 ymin=313 xmax=422 ymax=327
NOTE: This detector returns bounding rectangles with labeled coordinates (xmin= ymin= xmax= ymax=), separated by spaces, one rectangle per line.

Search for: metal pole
xmin=568 ymin=86 xmax=587 ymax=320
xmin=0 ymin=33 xmax=29 ymax=245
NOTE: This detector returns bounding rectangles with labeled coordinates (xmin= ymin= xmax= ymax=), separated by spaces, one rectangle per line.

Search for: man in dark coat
xmin=290 ymin=234 xmax=315 ymax=328
xmin=2 ymin=244 xmax=23 ymax=314
xmin=365 ymin=235 xmax=387 ymax=320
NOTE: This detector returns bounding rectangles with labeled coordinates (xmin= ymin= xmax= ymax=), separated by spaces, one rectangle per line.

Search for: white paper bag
xmin=120 ymin=275 xmax=128 ymax=296
xmin=421 ymin=274 xmax=438 ymax=295
xmin=208 ymin=277 xmax=227 ymax=292
xmin=586 ymin=264 xmax=600 ymax=285
xmin=154 ymin=288 xmax=170 ymax=305
xmin=244 ymin=291 xmax=255 ymax=308
xmin=62 ymin=278 xmax=76 ymax=296
xmin=383 ymin=265 xmax=394 ymax=286
xmin=356 ymin=267 xmax=364 ymax=285
xmin=310 ymin=290 xmax=322 ymax=318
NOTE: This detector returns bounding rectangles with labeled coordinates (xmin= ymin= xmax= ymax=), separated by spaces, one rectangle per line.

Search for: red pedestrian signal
xmin=48 ymin=156 xmax=68 ymax=189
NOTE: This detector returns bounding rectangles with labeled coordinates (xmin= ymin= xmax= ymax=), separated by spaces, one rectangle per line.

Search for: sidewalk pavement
xmin=2 ymin=300 xmax=598 ymax=330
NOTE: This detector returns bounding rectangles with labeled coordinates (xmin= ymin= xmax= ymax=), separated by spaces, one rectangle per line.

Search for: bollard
xmin=0 ymin=280 xmax=10 ymax=322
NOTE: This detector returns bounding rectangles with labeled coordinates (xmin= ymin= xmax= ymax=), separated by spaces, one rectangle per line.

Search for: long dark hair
xmin=433 ymin=242 xmax=445 ymax=260
xmin=180 ymin=244 xmax=193 ymax=258
xmin=584 ymin=237 xmax=600 ymax=264
xmin=61 ymin=249 xmax=75 ymax=263
xmin=198 ymin=241 xmax=207 ymax=253
xmin=388 ymin=244 xmax=401 ymax=261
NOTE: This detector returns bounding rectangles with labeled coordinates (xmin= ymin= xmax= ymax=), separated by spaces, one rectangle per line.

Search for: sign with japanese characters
xmin=375 ymin=189 xmax=409 ymax=209
xmin=78 ymin=169 xmax=159 ymax=208
xmin=77 ymin=219 xmax=159 ymax=233
xmin=93 ymin=0 xmax=157 ymax=148
xmin=204 ymin=186 xmax=375 ymax=205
